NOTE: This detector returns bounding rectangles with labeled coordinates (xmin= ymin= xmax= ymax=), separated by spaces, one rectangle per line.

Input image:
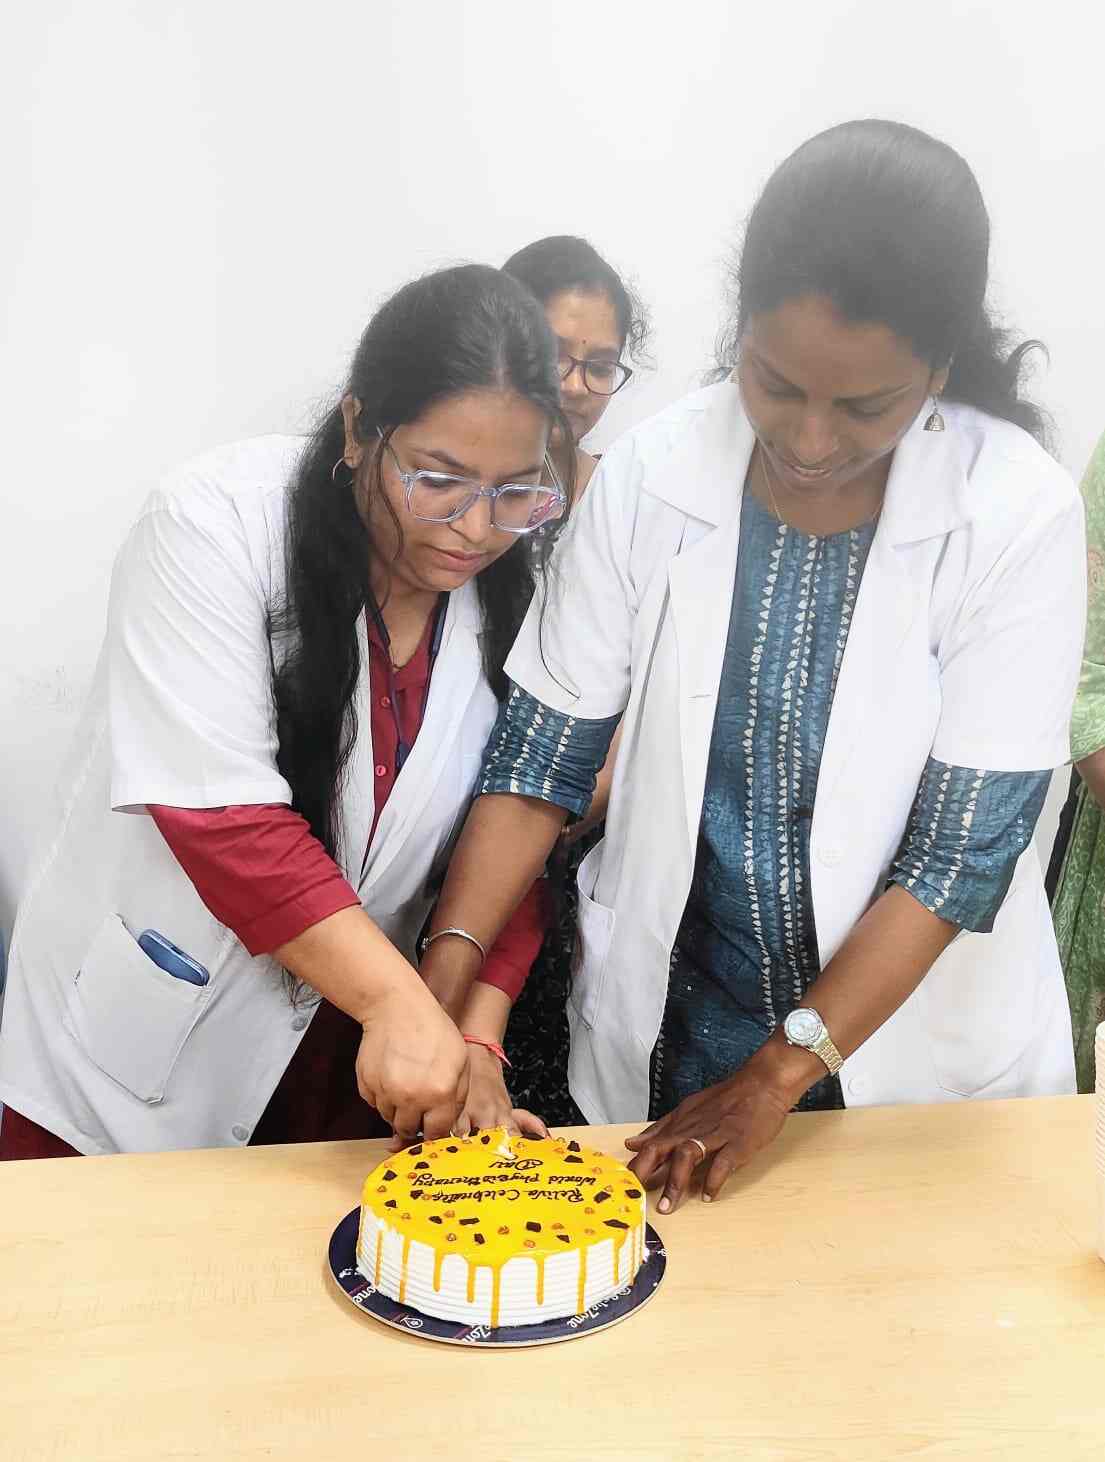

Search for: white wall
xmin=2 ymin=0 xmax=1103 ymax=929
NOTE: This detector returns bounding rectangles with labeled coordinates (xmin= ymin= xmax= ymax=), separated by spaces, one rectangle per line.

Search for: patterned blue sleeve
xmin=889 ymin=758 xmax=1051 ymax=933
xmin=477 ymin=682 xmax=620 ymax=817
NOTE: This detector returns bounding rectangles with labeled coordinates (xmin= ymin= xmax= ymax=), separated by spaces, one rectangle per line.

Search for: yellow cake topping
xmin=358 ymin=1128 xmax=647 ymax=1326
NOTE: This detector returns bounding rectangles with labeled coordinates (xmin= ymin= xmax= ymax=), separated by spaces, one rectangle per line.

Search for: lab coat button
xmin=231 ymin=1124 xmax=249 ymax=1142
xmin=819 ymin=845 xmax=843 ymax=867
xmin=291 ymin=1014 xmax=309 ymax=1032
xmin=848 ymin=1076 xmax=870 ymax=1099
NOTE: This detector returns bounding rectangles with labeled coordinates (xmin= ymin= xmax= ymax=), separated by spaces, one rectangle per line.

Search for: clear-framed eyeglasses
xmin=377 ymin=429 xmax=566 ymax=535
xmin=557 ymin=353 xmax=633 ymax=397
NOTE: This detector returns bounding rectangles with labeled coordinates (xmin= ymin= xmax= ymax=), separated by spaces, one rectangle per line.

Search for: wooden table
xmin=3 ymin=1095 xmax=1104 ymax=1461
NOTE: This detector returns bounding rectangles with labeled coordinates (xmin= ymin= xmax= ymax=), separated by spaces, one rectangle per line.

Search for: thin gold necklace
xmin=757 ymin=446 xmax=882 ymax=531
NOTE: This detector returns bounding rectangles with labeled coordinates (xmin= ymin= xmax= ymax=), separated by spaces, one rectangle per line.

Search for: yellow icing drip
xmin=359 ymin=1129 xmax=647 ymax=1325
xmin=490 ymin=1262 xmax=503 ymax=1328
xmin=398 ymin=1234 xmax=411 ymax=1304
xmin=373 ymin=1229 xmax=383 ymax=1287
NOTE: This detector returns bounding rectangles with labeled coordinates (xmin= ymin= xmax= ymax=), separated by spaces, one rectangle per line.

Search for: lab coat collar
xmin=648 ymin=381 xmax=973 ymax=546
xmin=645 ymin=382 xmax=749 ymax=527
xmin=879 ymin=408 xmax=973 ymax=547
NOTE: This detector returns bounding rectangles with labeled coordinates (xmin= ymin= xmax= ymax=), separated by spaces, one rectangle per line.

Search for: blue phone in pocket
xmin=138 ymin=930 xmax=210 ymax=987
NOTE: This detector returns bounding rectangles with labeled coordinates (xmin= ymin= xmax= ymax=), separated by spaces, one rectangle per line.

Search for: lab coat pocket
xmin=64 ymin=914 xmax=210 ymax=1103
xmin=570 ymin=840 xmax=615 ymax=1030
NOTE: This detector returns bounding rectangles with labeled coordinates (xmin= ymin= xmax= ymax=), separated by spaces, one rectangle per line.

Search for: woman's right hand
xmin=355 ymin=978 xmax=469 ymax=1142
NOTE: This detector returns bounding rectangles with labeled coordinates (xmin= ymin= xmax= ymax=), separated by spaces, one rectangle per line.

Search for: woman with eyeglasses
xmin=422 ymin=121 xmax=1085 ymax=1207
xmin=0 ymin=264 xmax=570 ymax=1159
xmin=430 ymin=237 xmax=649 ymax=1134
xmin=503 ymin=236 xmax=646 ymax=500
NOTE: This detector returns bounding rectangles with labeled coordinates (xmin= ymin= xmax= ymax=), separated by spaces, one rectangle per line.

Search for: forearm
xmin=421 ymin=794 xmax=566 ymax=1010
xmin=459 ymin=981 xmax=512 ymax=1043
xmin=274 ymin=905 xmax=420 ymax=1026
xmin=751 ymin=885 xmax=959 ymax=1102
xmin=1075 ymin=744 xmax=1105 ymax=811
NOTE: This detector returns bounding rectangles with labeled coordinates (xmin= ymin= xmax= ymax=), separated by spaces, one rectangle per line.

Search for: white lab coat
xmin=505 ymin=383 xmax=1085 ymax=1124
xmin=0 ymin=436 xmax=497 ymax=1154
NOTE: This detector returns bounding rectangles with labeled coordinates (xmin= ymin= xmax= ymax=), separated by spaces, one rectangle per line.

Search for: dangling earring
xmin=923 ymin=393 xmax=945 ymax=433
xmin=331 ymin=455 xmax=353 ymax=484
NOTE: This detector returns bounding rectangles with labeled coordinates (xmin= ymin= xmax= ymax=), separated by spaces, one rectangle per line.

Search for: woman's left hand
xmin=624 ymin=1061 xmax=794 ymax=1213
xmin=389 ymin=1045 xmax=548 ymax=1150
xmin=455 ymin=1044 xmax=548 ymax=1139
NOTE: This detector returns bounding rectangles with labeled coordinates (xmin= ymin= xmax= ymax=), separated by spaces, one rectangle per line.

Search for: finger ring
xmin=689 ymin=1137 xmax=708 ymax=1161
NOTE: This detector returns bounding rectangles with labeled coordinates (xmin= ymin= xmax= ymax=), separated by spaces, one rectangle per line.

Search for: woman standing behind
xmin=472 ymin=237 xmax=648 ymax=1126
xmin=1052 ymin=429 xmax=1105 ymax=1091
xmin=424 ymin=121 xmax=1084 ymax=1210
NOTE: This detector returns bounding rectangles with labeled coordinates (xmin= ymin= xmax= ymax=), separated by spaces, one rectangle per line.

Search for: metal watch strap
xmin=810 ymin=1029 xmax=844 ymax=1076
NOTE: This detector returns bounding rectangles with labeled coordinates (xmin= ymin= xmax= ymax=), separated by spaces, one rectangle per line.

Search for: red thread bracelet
xmin=462 ymin=1034 xmax=512 ymax=1068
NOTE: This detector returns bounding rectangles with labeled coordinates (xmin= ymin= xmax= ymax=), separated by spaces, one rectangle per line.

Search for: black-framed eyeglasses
xmin=557 ymin=353 xmax=633 ymax=397
xmin=377 ymin=430 xmax=566 ymax=535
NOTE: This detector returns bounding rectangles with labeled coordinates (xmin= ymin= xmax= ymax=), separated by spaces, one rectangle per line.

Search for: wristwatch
xmin=783 ymin=1007 xmax=843 ymax=1076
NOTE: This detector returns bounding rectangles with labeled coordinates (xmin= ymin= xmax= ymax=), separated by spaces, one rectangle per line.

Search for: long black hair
xmin=272 ymin=264 xmax=572 ymax=861
xmin=503 ymin=235 xmax=651 ymax=364
xmin=717 ymin=119 xmax=1050 ymax=446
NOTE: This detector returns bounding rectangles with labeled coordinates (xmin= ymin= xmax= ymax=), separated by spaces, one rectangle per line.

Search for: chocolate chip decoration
xmin=382 ymin=1170 xmax=397 ymax=1181
xmin=604 ymin=1219 xmax=630 ymax=1230
xmin=459 ymin=1217 xmax=479 ymax=1226
xmin=525 ymin=1221 xmax=542 ymax=1233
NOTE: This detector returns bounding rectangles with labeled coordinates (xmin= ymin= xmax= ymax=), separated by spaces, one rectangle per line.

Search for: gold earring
xmin=923 ymin=394 xmax=945 ymax=433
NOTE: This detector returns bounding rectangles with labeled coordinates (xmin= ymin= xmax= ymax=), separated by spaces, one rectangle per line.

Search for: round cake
xmin=356 ymin=1128 xmax=647 ymax=1328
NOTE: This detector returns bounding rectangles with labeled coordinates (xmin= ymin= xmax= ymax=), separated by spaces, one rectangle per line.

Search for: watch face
xmin=785 ymin=1008 xmax=823 ymax=1045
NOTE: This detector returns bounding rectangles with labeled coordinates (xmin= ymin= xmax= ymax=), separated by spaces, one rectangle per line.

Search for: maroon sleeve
xmin=474 ymin=880 xmax=550 ymax=1003
xmin=148 ymin=803 xmax=361 ymax=956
